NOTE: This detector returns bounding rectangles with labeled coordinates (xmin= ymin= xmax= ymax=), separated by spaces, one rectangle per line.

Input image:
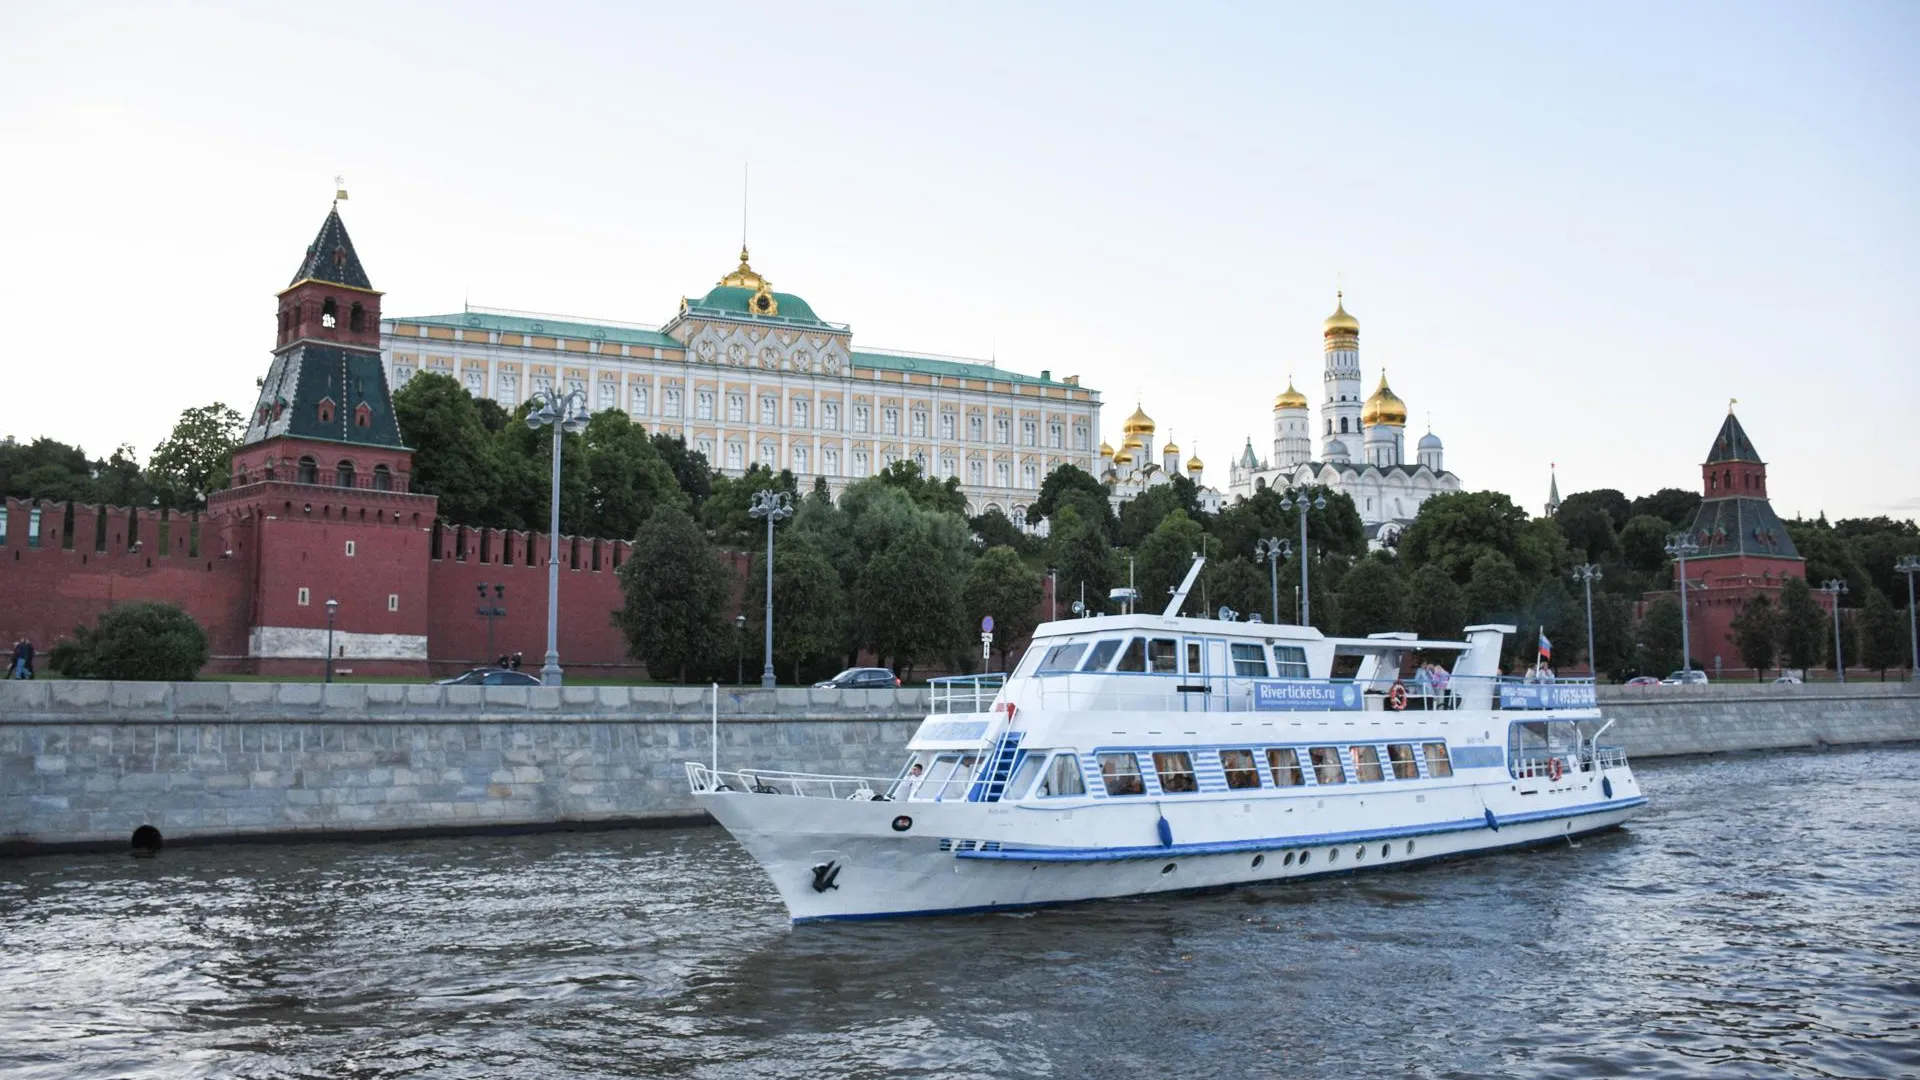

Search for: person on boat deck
xmin=895 ymin=761 xmax=924 ymax=798
xmin=1412 ymin=663 xmax=1433 ymax=702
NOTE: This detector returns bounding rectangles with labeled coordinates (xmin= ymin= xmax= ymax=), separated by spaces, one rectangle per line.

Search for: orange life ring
xmin=1548 ymin=757 xmax=1563 ymax=781
xmin=1387 ymin=682 xmax=1409 ymax=711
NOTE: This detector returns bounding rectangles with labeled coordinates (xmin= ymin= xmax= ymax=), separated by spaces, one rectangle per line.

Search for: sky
xmin=2 ymin=1 xmax=1915 ymax=521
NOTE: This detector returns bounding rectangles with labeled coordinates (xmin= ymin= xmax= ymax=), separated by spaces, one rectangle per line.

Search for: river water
xmin=2 ymin=745 xmax=1916 ymax=1080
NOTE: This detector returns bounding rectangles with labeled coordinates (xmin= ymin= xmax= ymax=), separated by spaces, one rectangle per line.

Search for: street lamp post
xmin=1279 ymin=489 xmax=1326 ymax=627
xmin=1664 ymin=534 xmax=1700 ymax=675
xmin=1046 ymin=567 xmax=1058 ymax=623
xmin=1819 ymin=578 xmax=1849 ymax=683
xmin=476 ymin=582 xmax=506 ymax=665
xmin=747 ymin=490 xmax=794 ymax=688
xmin=1253 ymin=537 xmax=1289 ymax=624
xmin=524 ymin=389 xmax=590 ymax=686
xmin=1897 ymin=555 xmax=1920 ymax=680
xmin=323 ymin=598 xmax=338 ymax=684
xmin=1572 ymin=564 xmax=1602 ymax=678
xmin=735 ymin=614 xmax=747 ymax=686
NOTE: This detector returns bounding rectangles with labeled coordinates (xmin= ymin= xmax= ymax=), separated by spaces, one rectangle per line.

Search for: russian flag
xmin=1537 ymin=631 xmax=1552 ymax=658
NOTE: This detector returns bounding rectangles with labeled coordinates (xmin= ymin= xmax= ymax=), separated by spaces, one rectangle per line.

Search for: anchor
xmin=809 ymin=861 xmax=843 ymax=893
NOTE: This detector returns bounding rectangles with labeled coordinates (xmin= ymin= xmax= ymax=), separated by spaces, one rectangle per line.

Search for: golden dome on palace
xmin=1362 ymin=371 xmax=1408 ymax=426
xmin=1273 ymin=380 xmax=1309 ymax=410
xmin=1186 ymin=455 xmax=1204 ymax=472
xmin=1323 ymin=291 xmax=1359 ymax=336
xmin=1121 ymin=404 xmax=1156 ymax=435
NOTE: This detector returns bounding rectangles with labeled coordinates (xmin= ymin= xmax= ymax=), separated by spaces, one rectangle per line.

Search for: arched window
xmin=297 ymin=456 xmax=318 ymax=484
xmin=316 ymin=398 xmax=335 ymax=425
xmin=336 ymin=460 xmax=356 ymax=488
xmin=1340 ymin=417 xmax=1350 ymax=434
xmin=372 ymin=465 xmax=392 ymax=491
xmin=321 ymin=298 xmax=338 ymax=328
xmin=349 ymin=302 xmax=365 ymax=332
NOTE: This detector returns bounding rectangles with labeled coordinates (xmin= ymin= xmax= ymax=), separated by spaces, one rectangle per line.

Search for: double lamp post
xmin=524 ymin=388 xmax=590 ymax=686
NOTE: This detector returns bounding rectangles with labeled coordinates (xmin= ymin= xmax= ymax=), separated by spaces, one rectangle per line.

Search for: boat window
xmin=1422 ymin=742 xmax=1453 ymax=778
xmin=1230 ymin=643 xmax=1269 ymax=677
xmin=1153 ymin=751 xmax=1197 ymax=793
xmin=1037 ymin=642 xmax=1088 ymax=673
xmin=1115 ymin=638 xmax=1147 ymax=672
xmin=1351 ymin=745 xmax=1385 ymax=782
xmin=928 ymin=754 xmax=981 ymax=801
xmin=1220 ymin=749 xmax=1262 ymax=789
xmin=1267 ymin=747 xmax=1304 ymax=787
xmin=909 ymin=754 xmax=959 ymax=801
xmin=1037 ymin=753 xmax=1086 ymax=797
xmin=1005 ymin=753 xmax=1047 ymax=799
xmin=1185 ymin=641 xmax=1202 ymax=674
xmin=1148 ymin=638 xmax=1179 ymax=673
xmin=1387 ymin=743 xmax=1419 ymax=780
xmin=1011 ymin=646 xmax=1045 ymax=679
xmin=1271 ymin=644 xmax=1310 ymax=678
xmin=1098 ymin=752 xmax=1146 ymax=796
xmin=1081 ymin=639 xmax=1122 ymax=671
xmin=1309 ymin=746 xmax=1346 ymax=785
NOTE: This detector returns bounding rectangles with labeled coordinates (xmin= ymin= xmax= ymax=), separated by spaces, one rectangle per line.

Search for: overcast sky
xmin=3 ymin=1 xmax=1915 ymax=521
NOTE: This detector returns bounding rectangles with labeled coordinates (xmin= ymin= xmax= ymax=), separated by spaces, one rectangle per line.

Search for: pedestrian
xmin=7 ymin=639 xmax=21 ymax=680
xmin=12 ymin=638 xmax=34 ymax=680
xmin=510 ymin=651 xmax=523 ymax=671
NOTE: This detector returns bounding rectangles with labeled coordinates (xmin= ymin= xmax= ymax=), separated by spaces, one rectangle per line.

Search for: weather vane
xmin=333 ymin=175 xmax=349 ymax=203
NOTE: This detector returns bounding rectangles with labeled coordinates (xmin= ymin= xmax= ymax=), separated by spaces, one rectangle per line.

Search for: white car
xmin=1661 ymin=670 xmax=1709 ymax=686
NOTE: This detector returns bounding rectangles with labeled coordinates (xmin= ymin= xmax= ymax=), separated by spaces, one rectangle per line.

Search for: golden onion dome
xmin=1186 ymin=455 xmax=1204 ymax=473
xmin=1361 ymin=371 xmax=1408 ymax=427
xmin=1323 ymin=291 xmax=1359 ymax=336
xmin=1162 ymin=439 xmax=1180 ymax=456
xmin=1112 ymin=447 xmax=1134 ymax=466
xmin=1273 ymin=379 xmax=1309 ymax=411
xmin=1121 ymin=404 xmax=1156 ymax=435
xmin=1099 ymin=439 xmax=1114 ymax=457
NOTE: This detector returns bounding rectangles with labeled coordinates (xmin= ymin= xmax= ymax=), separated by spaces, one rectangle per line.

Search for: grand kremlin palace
xmin=384 ymin=249 xmax=1103 ymax=528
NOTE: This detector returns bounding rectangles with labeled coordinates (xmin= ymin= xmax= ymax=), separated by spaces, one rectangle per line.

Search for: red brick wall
xmin=424 ymin=524 xmax=641 ymax=677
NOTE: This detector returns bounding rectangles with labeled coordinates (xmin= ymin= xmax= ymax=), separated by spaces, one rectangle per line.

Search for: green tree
xmin=1638 ymin=595 xmax=1686 ymax=675
xmin=1204 ymin=557 xmax=1271 ymax=624
xmin=1629 ymin=488 xmax=1703 ymax=530
xmin=746 ymin=534 xmax=848 ymax=684
xmin=702 ymin=465 xmax=800 ymax=548
xmin=1554 ymin=500 xmax=1617 ymax=561
xmin=857 ymin=529 xmax=966 ymax=676
xmin=47 ymin=602 xmax=209 ymax=680
xmin=148 ymin=403 xmax=244 ymax=510
xmin=1033 ymin=464 xmax=1115 ymax=534
xmin=1133 ymin=509 xmax=1208 ymax=616
xmin=1831 ymin=516 xmax=1920 ymax=603
xmin=0 ymin=436 xmax=98 ymax=502
xmin=1778 ymin=576 xmax=1827 ymax=674
xmin=579 ymin=411 xmax=686 ymax=540
xmin=1401 ymin=491 xmax=1552 ymax=584
xmin=1617 ymin=514 xmax=1674 ymax=574
xmin=1405 ymin=563 xmax=1466 ymax=640
xmin=966 ymin=545 xmax=1043 ymax=669
xmin=93 ymin=444 xmax=153 ymax=507
xmin=1338 ymin=554 xmax=1407 ymax=636
xmin=968 ymin=508 xmax=1028 ymax=554
xmin=1527 ymin=579 xmax=1585 ymax=672
xmin=1462 ymin=552 xmax=1525 ymax=625
xmin=1591 ymin=594 xmax=1637 ymax=682
xmin=1561 ymin=488 xmax=1633 ymax=532
xmin=875 ymin=459 xmax=969 ymax=517
xmin=650 ymin=433 xmax=713 ymax=507
xmin=1046 ymin=503 xmax=1119 ymax=616
xmin=1859 ymin=587 xmax=1905 ymax=679
xmin=614 ymin=506 xmax=730 ymax=682
xmin=1730 ymin=595 xmax=1779 ymax=679
xmin=1117 ymin=483 xmax=1189 ymax=550
xmin=393 ymin=373 xmax=508 ymax=527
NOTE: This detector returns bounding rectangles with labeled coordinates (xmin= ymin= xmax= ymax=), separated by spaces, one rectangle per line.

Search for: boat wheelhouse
xmin=688 ymin=564 xmax=1646 ymax=922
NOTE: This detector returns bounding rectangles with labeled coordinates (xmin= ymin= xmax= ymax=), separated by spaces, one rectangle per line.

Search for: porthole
xmin=1406 ymin=841 xmax=1415 ymax=855
xmin=1161 ymin=863 xmax=1177 ymax=876
xmin=1382 ymin=843 xmax=1391 ymax=859
xmin=1328 ymin=848 xmax=1338 ymax=863
xmin=1282 ymin=851 xmax=1295 ymax=866
xmin=1356 ymin=845 xmax=1366 ymax=861
xmin=1251 ymin=854 xmax=1265 ymax=870
xmin=1299 ymin=851 xmax=1310 ymax=866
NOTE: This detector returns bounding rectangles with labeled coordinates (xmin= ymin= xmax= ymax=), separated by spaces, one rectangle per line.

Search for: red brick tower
xmin=207 ymin=204 xmax=438 ymax=676
xmin=1674 ymin=410 xmax=1809 ymax=673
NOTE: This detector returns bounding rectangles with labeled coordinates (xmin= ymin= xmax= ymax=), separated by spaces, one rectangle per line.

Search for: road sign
xmin=981 ymin=615 xmax=995 ymax=633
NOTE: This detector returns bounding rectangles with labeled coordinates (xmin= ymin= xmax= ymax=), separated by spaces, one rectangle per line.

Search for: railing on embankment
xmin=1 ymin=680 xmax=1916 ymax=853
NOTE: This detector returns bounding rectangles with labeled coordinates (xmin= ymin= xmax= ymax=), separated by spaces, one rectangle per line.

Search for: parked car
xmin=1661 ymin=670 xmax=1709 ymax=686
xmin=814 ymin=667 xmax=900 ymax=689
xmin=1624 ymin=676 xmax=1662 ymax=687
xmin=437 ymin=667 xmax=543 ymax=686
xmin=1771 ymin=674 xmax=1803 ymax=685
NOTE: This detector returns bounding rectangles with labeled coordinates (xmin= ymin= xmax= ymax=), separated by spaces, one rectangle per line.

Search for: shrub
xmin=50 ymin=602 xmax=210 ymax=681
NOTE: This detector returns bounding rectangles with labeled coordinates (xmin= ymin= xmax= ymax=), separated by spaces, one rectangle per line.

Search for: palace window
xmin=1074 ymin=423 xmax=1089 ymax=450
xmin=994 ymin=417 xmax=1011 ymax=444
xmin=824 ymin=448 xmax=841 ymax=476
xmin=911 ymin=409 xmax=927 ymax=437
xmin=697 ymin=391 xmax=716 ymax=421
xmin=791 ymin=399 xmax=809 ymax=428
xmin=882 ymin=407 xmax=899 ymax=435
xmin=695 ymin=436 xmax=714 ymax=461
xmin=760 ymin=395 xmax=778 ymax=425
xmin=822 ymin=402 xmax=839 ymax=430
xmin=995 ymin=461 xmax=1011 ymax=487
xmin=968 ymin=415 xmax=984 ymax=442
xmin=1020 ymin=420 xmax=1036 ymax=446
xmin=968 ymin=460 xmax=984 ymax=485
xmin=631 ymin=386 xmax=649 ymax=415
xmin=663 ymin=388 xmax=681 ymax=418
xmin=941 ymin=411 xmax=956 ymax=440
xmin=723 ymin=392 xmax=740 ymax=422
xmin=725 ymin=441 xmax=743 ymax=470
xmin=497 ymin=373 xmax=518 ymax=407
xmin=464 ymin=370 xmax=484 ymax=396
xmin=940 ymin=455 xmax=956 ymax=479
xmin=566 ymin=378 xmax=585 ymax=398
xmin=852 ymin=449 xmax=869 ymax=476
xmin=759 ymin=442 xmax=776 ymax=468
xmin=393 ymin=362 xmax=415 ymax=387
xmin=1048 ymin=422 xmax=1063 ymax=449
xmin=853 ymin=405 xmax=870 ymax=433
xmin=1021 ymin=463 xmax=1037 ymax=489
xmin=533 ymin=375 xmax=554 ymax=399
xmin=792 ymin=446 xmax=809 ymax=474
xmin=598 ymin=381 xmax=617 ymax=411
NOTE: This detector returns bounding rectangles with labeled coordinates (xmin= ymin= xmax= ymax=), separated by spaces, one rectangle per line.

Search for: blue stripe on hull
xmin=949 ymin=796 xmax=1649 ymax=863
xmin=794 ymin=816 xmax=1637 ymax=924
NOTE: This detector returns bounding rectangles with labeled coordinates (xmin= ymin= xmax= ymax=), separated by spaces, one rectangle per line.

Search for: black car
xmin=813 ymin=667 xmax=900 ymax=689
xmin=436 ymin=667 xmax=543 ymax=686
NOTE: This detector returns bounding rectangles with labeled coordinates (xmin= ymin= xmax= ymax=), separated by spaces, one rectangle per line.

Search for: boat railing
xmin=684 ymin=762 xmax=901 ymax=800
xmin=930 ymin=673 xmax=1006 ymax=714
xmin=1509 ymin=743 xmax=1630 ymax=780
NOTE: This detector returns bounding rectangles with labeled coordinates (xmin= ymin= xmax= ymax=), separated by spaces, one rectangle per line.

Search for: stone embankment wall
xmin=1 ymin=679 xmax=1915 ymax=853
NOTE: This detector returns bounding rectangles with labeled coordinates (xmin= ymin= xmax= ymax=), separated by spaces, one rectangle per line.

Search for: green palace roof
xmin=392 ymin=310 xmax=680 ymax=350
xmin=852 ymin=350 xmax=1077 ymax=387
xmin=686 ymin=284 xmax=826 ymax=326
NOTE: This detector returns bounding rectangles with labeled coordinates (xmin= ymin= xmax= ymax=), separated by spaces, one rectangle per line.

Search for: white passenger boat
xmin=687 ymin=561 xmax=1648 ymax=923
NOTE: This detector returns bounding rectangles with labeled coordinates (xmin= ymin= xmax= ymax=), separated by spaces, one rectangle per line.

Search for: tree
xmin=1134 ymin=510 xmax=1208 ymax=616
xmin=650 ymin=433 xmax=713 ymax=507
xmin=1204 ymin=557 xmax=1270 ymax=624
xmin=1778 ymin=576 xmax=1827 ymax=674
xmin=966 ymin=546 xmax=1043 ymax=669
xmin=148 ymin=403 xmax=244 ymax=510
xmin=614 ymin=506 xmax=730 ymax=683
xmin=703 ymin=465 xmax=799 ymax=548
xmin=93 ymin=444 xmax=153 ymax=507
xmin=856 ymin=530 xmax=966 ymax=676
xmin=1046 ymin=502 xmax=1119 ymax=616
xmin=968 ymin=508 xmax=1028 ymax=554
xmin=1630 ymin=488 xmax=1702 ymax=531
xmin=392 ymin=373 xmax=507 ymax=527
xmin=578 ymin=411 xmax=685 ymax=540
xmin=745 ymin=534 xmax=848 ymax=684
xmin=1526 ymin=579 xmax=1584 ymax=672
xmin=0 ymin=436 xmax=97 ymax=502
xmin=1730 ymin=595 xmax=1779 ymax=679
xmin=1638 ymin=595 xmax=1685 ymax=675
xmin=1117 ymin=483 xmax=1189 ymax=550
xmin=875 ymin=459 xmax=969 ymax=517
xmin=1591 ymin=594 xmax=1637 ymax=682
xmin=1404 ymin=563 xmax=1466 ymax=641
xmin=1033 ymin=464 xmax=1114 ymax=533
xmin=1339 ymin=554 xmax=1407 ymax=636
xmin=1462 ymin=552 xmax=1525 ymax=626
xmin=1859 ymin=588 xmax=1905 ymax=679
xmin=1554 ymin=499 xmax=1617 ymax=561
xmin=1560 ymin=488 xmax=1633 ymax=532
xmin=47 ymin=602 xmax=209 ymax=680
xmin=1401 ymin=491 xmax=1551 ymax=584
xmin=1617 ymin=514 xmax=1674 ymax=574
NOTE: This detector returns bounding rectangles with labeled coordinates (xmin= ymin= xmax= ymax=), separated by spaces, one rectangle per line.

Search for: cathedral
xmin=1226 ymin=293 xmax=1460 ymax=547
xmin=1096 ymin=406 xmax=1226 ymax=515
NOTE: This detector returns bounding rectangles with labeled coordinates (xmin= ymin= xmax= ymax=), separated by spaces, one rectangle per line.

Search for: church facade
xmin=1225 ymin=294 xmax=1460 ymax=546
